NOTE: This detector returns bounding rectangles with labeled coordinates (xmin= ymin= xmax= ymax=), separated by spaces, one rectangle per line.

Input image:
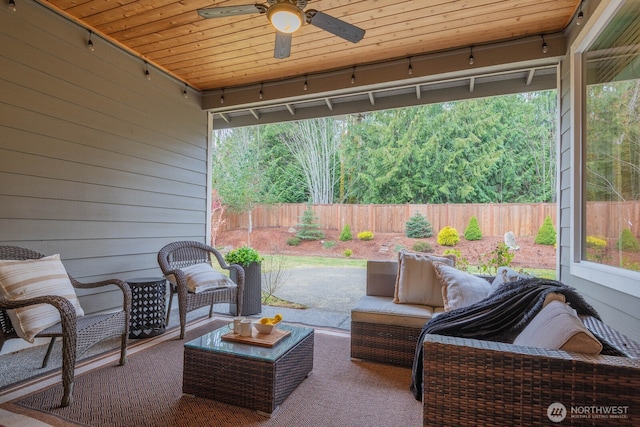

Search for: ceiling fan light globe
xmin=267 ymin=3 xmax=304 ymax=33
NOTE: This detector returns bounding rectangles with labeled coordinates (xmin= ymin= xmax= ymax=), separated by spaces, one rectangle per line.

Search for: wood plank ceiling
xmin=41 ymin=0 xmax=581 ymax=93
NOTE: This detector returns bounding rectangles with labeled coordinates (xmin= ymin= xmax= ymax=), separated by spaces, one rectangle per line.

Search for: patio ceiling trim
xmin=206 ymin=32 xmax=566 ymax=130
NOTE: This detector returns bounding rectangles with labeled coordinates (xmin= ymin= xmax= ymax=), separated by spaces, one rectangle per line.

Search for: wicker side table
xmin=126 ymin=277 xmax=167 ymax=339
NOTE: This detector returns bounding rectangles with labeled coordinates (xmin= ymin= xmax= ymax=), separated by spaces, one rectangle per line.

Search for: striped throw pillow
xmin=181 ymin=263 xmax=235 ymax=293
xmin=0 ymin=254 xmax=84 ymax=343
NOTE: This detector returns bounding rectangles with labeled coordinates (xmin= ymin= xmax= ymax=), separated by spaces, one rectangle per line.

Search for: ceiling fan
xmin=197 ymin=0 xmax=366 ymax=59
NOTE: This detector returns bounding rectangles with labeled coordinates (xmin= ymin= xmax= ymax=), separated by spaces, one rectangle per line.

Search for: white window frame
xmin=570 ymin=0 xmax=640 ymax=298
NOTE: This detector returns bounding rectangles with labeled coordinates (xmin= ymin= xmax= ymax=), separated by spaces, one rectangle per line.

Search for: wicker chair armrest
xmin=422 ymin=334 xmax=640 ymax=426
xmin=70 ymin=278 xmax=132 ymax=313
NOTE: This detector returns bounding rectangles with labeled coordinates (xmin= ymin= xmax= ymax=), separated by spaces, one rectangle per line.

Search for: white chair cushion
xmin=181 ymin=263 xmax=235 ymax=293
xmin=352 ymin=295 xmax=436 ymax=328
xmin=0 ymin=254 xmax=84 ymax=343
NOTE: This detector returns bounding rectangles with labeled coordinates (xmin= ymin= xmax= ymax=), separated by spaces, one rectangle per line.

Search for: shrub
xmin=586 ymin=235 xmax=607 ymax=262
xmin=296 ymin=204 xmax=325 ymax=241
xmin=343 ymin=248 xmax=353 ymax=257
xmin=339 ymin=224 xmax=352 ymax=241
xmin=286 ymin=237 xmax=301 ymax=246
xmin=322 ymin=240 xmax=337 ymax=249
xmin=405 ymin=213 xmax=433 ymax=238
xmin=357 ymin=231 xmax=374 ymax=241
xmin=224 ymin=246 xmax=263 ymax=267
xmin=534 ymin=215 xmax=556 ymax=245
xmin=412 ymin=241 xmax=433 ymax=253
xmin=478 ymin=242 xmax=514 ymax=274
xmin=437 ymin=226 xmax=460 ymax=246
xmin=617 ymin=228 xmax=640 ymax=252
xmin=443 ymin=248 xmax=469 ymax=272
xmin=464 ymin=216 xmax=482 ymax=241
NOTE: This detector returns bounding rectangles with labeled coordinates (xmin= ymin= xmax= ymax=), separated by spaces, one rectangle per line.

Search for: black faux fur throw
xmin=410 ymin=278 xmax=601 ymax=401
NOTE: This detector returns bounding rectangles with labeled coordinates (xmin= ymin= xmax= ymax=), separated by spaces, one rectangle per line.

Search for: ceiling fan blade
xmin=307 ymin=10 xmax=365 ymax=43
xmin=274 ymin=31 xmax=292 ymax=59
xmin=197 ymin=4 xmax=262 ymax=19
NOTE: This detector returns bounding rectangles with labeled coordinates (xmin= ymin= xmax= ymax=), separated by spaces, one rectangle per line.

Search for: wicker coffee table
xmin=183 ymin=324 xmax=314 ymax=416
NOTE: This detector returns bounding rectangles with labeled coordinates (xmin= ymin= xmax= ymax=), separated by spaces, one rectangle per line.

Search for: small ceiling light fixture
xmin=408 ymin=57 xmax=413 ymax=75
xmin=8 ymin=0 xmax=16 ymax=12
xmin=468 ymin=46 xmax=475 ymax=65
xmin=351 ymin=67 xmax=356 ymax=85
xmin=220 ymin=89 xmax=225 ymax=104
xmin=541 ymin=35 xmax=548 ymax=54
xmin=87 ymin=31 xmax=95 ymax=52
xmin=144 ymin=61 xmax=151 ymax=80
xmin=266 ymin=1 xmax=305 ymax=33
xmin=576 ymin=0 xmax=584 ymax=26
xmin=183 ymin=84 xmax=188 ymax=99
xmin=259 ymin=83 xmax=264 ymax=100
xmin=303 ymin=75 xmax=308 ymax=91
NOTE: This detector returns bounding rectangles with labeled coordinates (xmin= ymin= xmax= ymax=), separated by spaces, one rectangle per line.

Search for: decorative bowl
xmin=254 ymin=321 xmax=279 ymax=335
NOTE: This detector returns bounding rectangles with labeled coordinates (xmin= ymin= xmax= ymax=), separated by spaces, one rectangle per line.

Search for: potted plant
xmin=224 ymin=246 xmax=263 ymax=315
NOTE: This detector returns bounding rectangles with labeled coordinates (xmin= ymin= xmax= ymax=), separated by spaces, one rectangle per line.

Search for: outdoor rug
xmin=0 ymin=318 xmax=421 ymax=427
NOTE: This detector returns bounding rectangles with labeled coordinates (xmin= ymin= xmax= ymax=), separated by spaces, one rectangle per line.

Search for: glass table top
xmin=184 ymin=323 xmax=314 ymax=362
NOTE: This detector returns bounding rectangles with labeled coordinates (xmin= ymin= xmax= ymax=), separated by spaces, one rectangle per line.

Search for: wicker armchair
xmin=422 ymin=316 xmax=640 ymax=426
xmin=0 ymin=246 xmax=131 ymax=407
xmin=157 ymin=241 xmax=244 ymax=339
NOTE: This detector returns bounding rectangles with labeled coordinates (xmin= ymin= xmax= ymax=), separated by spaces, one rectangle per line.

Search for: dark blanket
xmin=410 ymin=278 xmax=601 ymax=400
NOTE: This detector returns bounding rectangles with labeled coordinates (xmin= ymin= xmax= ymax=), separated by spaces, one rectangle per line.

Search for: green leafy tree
xmin=464 ymin=216 xmax=482 ymax=241
xmin=212 ymin=127 xmax=267 ymax=246
xmin=535 ymin=215 xmax=557 ymax=245
xmin=405 ymin=213 xmax=433 ymax=238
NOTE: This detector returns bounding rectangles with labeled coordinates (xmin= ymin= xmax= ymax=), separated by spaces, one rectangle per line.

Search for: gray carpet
xmin=1 ymin=320 xmax=421 ymax=427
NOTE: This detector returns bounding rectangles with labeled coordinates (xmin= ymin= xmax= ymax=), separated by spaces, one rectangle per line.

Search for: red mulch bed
xmin=216 ymin=228 xmax=556 ymax=270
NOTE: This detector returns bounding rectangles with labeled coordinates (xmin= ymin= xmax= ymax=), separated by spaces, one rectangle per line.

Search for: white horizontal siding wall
xmin=0 ymin=2 xmax=208 ymax=314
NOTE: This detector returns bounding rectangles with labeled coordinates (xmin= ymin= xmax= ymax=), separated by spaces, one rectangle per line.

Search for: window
xmin=572 ymin=0 xmax=640 ymax=297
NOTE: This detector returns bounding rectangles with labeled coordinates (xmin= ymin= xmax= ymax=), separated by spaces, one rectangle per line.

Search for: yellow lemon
xmin=260 ymin=318 xmax=270 ymax=325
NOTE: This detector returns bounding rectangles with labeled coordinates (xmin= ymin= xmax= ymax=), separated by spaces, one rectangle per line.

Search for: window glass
xmin=583 ymin=0 xmax=640 ymax=273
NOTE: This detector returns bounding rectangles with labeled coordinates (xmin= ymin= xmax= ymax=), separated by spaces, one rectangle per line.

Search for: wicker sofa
xmin=350 ymin=260 xmax=447 ymax=367
xmin=422 ymin=316 xmax=640 ymax=426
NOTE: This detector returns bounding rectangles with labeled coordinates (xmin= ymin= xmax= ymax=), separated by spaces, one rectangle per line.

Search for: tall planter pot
xmin=230 ymin=262 xmax=262 ymax=316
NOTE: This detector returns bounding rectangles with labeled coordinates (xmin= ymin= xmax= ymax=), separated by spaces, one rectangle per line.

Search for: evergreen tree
xmin=464 ymin=216 xmax=482 ymax=240
xmin=534 ymin=216 xmax=557 ymax=245
xmin=339 ymin=224 xmax=353 ymax=241
xmin=405 ymin=213 xmax=433 ymax=238
xmin=296 ymin=204 xmax=325 ymax=240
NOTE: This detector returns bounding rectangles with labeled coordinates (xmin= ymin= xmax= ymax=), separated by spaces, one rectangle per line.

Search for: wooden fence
xmin=221 ymin=203 xmax=557 ymax=237
xmin=220 ymin=201 xmax=640 ymax=238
